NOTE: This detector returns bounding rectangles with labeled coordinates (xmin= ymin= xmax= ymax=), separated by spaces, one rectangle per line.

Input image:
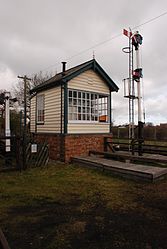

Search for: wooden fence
xmin=25 ymin=142 xmax=49 ymax=168
xmin=0 ymin=136 xmax=49 ymax=171
xmin=104 ymin=137 xmax=167 ymax=156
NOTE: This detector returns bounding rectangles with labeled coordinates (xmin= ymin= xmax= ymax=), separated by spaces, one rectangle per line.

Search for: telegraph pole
xmin=18 ymin=75 xmax=31 ymax=169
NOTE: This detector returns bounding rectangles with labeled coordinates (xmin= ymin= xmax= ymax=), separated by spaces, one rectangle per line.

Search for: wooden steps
xmin=72 ymin=156 xmax=167 ymax=182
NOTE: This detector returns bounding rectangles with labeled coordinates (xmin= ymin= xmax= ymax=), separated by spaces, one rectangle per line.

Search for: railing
xmin=104 ymin=137 xmax=167 ymax=156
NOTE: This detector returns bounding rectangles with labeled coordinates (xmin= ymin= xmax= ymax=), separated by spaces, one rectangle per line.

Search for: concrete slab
xmin=72 ymin=156 xmax=167 ymax=182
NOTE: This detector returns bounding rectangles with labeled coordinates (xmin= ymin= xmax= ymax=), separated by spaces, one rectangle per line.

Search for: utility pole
xmin=18 ymin=75 xmax=31 ymax=169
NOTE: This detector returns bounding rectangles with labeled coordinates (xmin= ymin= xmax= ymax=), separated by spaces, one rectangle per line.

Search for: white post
xmin=136 ymin=49 xmax=142 ymax=122
xmin=5 ymin=92 xmax=11 ymax=152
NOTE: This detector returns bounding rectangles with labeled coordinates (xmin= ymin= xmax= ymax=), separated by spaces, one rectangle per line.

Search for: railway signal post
xmin=123 ymin=29 xmax=144 ymax=156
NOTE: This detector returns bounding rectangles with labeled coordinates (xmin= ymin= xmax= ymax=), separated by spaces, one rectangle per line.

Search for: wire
xmin=30 ymin=10 xmax=167 ymax=77
xmin=66 ymin=33 xmax=122 ymax=61
xmin=132 ymin=11 xmax=167 ymax=30
xmin=30 ymin=32 xmax=122 ymax=78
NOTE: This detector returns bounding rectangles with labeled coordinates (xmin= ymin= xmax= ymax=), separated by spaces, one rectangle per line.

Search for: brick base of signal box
xmin=33 ymin=133 xmax=112 ymax=163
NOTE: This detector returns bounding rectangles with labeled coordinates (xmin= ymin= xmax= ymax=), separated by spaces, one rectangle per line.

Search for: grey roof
xmin=30 ymin=59 xmax=119 ymax=94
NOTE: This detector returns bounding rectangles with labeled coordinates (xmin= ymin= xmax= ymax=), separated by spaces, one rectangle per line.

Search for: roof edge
xmin=30 ymin=59 xmax=119 ymax=94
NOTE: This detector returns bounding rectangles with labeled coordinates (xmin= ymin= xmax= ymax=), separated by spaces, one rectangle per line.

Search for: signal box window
xmin=68 ymin=90 xmax=108 ymax=123
xmin=37 ymin=95 xmax=44 ymax=123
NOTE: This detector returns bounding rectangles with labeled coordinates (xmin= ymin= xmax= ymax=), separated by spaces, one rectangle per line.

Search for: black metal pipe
xmin=138 ymin=121 xmax=144 ymax=156
xmin=60 ymin=83 xmax=63 ymax=135
xmin=62 ymin=62 xmax=66 ymax=75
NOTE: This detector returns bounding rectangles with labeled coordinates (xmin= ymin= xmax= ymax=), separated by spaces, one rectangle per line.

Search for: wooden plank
xmin=89 ymin=150 xmax=167 ymax=164
xmin=73 ymin=156 xmax=167 ymax=182
xmin=68 ymin=123 xmax=110 ymax=134
xmin=69 ymin=69 xmax=110 ymax=94
xmin=0 ymin=228 xmax=11 ymax=249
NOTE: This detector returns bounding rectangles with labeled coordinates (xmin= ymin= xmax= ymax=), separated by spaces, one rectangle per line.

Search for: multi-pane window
xmin=68 ymin=90 xmax=109 ymax=122
xmin=37 ymin=95 xmax=44 ymax=123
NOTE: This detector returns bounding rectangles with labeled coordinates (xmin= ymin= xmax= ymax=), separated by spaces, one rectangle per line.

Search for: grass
xmin=0 ymin=162 xmax=167 ymax=249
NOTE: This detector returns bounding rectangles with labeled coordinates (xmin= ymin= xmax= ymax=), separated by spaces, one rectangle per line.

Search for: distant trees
xmin=10 ymin=110 xmax=21 ymax=136
xmin=11 ymin=71 xmax=53 ymax=135
xmin=12 ymin=71 xmax=52 ymax=106
xmin=0 ymin=71 xmax=53 ymax=136
xmin=0 ymin=90 xmax=6 ymax=135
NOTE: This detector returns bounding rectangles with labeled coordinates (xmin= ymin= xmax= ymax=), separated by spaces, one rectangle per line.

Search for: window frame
xmin=68 ymin=89 xmax=109 ymax=123
xmin=36 ymin=94 xmax=45 ymax=124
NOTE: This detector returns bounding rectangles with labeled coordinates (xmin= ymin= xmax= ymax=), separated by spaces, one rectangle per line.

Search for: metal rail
xmin=104 ymin=137 xmax=167 ymax=156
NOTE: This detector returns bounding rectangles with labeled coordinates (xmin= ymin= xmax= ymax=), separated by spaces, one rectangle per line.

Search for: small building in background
xmin=30 ymin=59 xmax=119 ymax=162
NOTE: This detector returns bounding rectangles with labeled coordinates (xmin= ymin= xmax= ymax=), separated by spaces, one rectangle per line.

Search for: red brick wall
xmin=33 ymin=133 xmax=112 ymax=162
xmin=64 ymin=134 xmax=111 ymax=162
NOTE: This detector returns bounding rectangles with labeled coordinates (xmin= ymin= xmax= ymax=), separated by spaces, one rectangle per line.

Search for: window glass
xmin=68 ymin=89 xmax=108 ymax=123
xmin=37 ymin=95 xmax=44 ymax=123
xmin=78 ymin=99 xmax=81 ymax=106
xmin=73 ymin=91 xmax=77 ymax=98
xmin=69 ymin=98 xmax=72 ymax=106
xmin=73 ymin=99 xmax=77 ymax=106
xmin=69 ymin=90 xmax=72 ymax=97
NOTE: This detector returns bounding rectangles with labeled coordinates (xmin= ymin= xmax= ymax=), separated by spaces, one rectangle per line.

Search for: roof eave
xmin=63 ymin=63 xmax=93 ymax=82
xmin=63 ymin=60 xmax=119 ymax=92
xmin=30 ymin=59 xmax=119 ymax=94
xmin=30 ymin=80 xmax=62 ymax=94
xmin=94 ymin=61 xmax=119 ymax=92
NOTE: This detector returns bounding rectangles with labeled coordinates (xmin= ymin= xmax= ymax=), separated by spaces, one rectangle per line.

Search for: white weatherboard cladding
xmin=68 ymin=69 xmax=110 ymax=94
xmin=68 ymin=69 xmax=110 ymax=134
xmin=68 ymin=123 xmax=110 ymax=134
xmin=30 ymin=69 xmax=111 ymax=134
xmin=30 ymin=86 xmax=63 ymax=133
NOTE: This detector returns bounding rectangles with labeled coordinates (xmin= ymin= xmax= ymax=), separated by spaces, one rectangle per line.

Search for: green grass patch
xmin=0 ymin=163 xmax=167 ymax=249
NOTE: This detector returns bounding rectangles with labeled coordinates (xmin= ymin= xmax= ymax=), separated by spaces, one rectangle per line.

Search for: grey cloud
xmin=0 ymin=0 xmax=167 ymax=124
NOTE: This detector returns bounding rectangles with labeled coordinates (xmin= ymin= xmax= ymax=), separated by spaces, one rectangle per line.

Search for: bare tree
xmin=31 ymin=71 xmax=53 ymax=88
xmin=12 ymin=71 xmax=53 ymax=106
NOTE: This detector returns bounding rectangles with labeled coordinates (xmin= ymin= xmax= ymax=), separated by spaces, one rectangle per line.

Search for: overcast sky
xmin=0 ymin=0 xmax=167 ymax=125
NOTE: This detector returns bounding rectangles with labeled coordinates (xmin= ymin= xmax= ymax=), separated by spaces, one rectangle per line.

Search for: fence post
xmin=104 ymin=137 xmax=107 ymax=152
